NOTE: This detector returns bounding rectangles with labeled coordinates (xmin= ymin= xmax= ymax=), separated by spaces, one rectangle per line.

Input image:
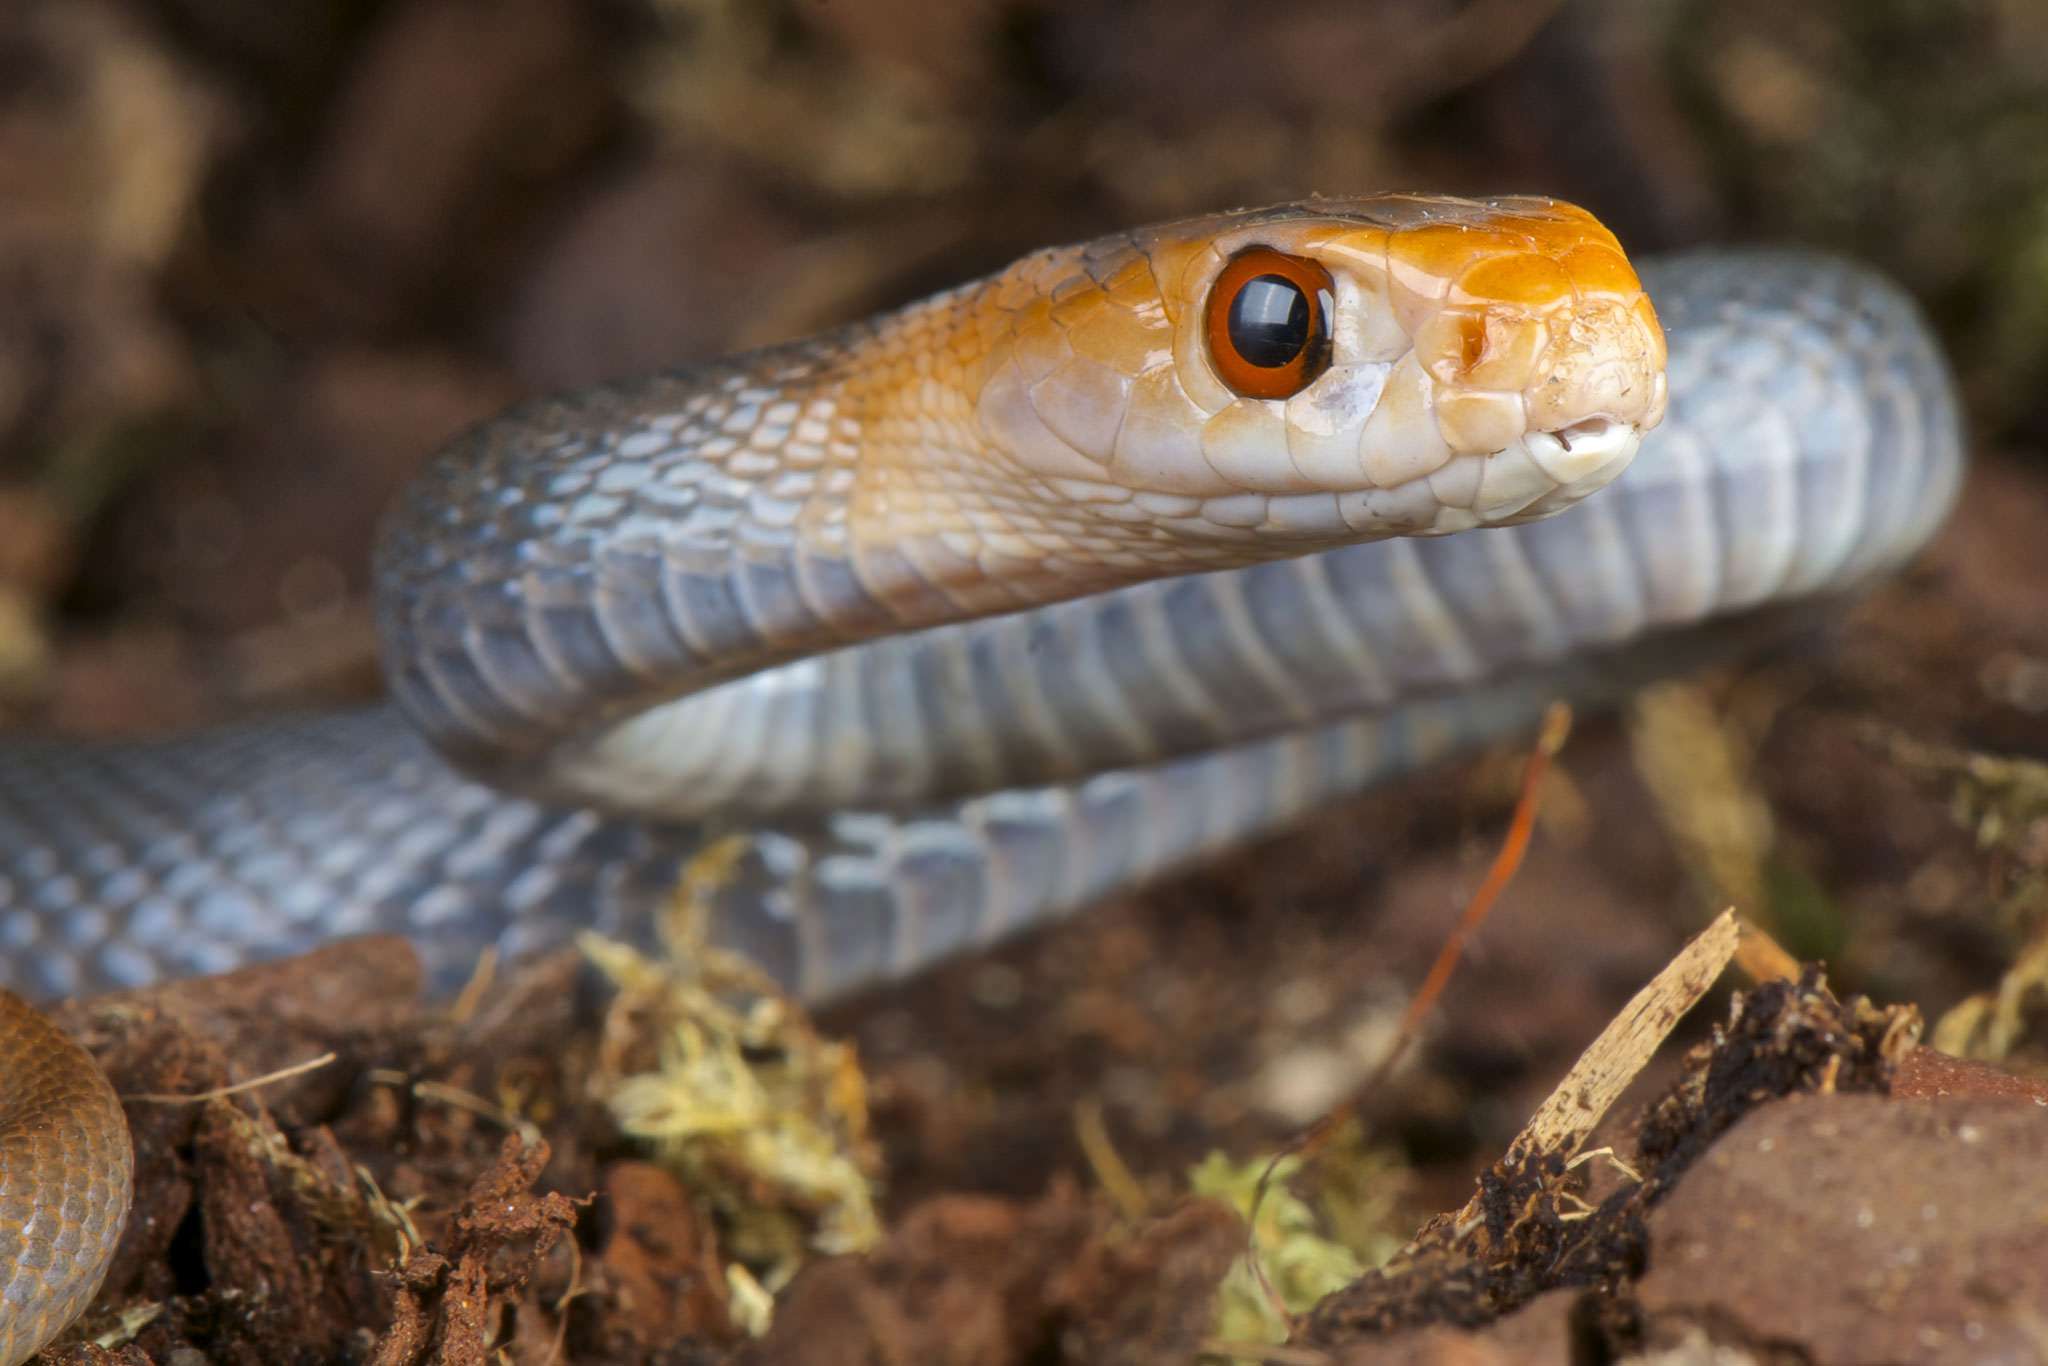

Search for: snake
xmin=0 ymin=194 xmax=1961 ymax=1359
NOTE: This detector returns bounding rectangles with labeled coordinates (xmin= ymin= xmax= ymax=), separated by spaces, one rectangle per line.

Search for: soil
xmin=5 ymin=1 xmax=2048 ymax=1362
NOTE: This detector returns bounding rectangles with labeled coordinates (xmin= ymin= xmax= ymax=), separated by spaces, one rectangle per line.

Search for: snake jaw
xmin=1493 ymin=417 xmax=1643 ymax=519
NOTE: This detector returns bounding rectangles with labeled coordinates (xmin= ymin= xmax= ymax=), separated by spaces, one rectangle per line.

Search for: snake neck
xmin=372 ymin=253 xmax=1305 ymax=780
xmin=364 ymin=281 xmax=1084 ymax=776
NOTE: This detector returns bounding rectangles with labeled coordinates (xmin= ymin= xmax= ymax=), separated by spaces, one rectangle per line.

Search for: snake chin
xmin=1386 ymin=415 xmax=1642 ymax=534
xmin=1490 ymin=416 xmax=1643 ymax=522
xmin=1146 ymin=414 xmax=1645 ymax=545
xmin=1527 ymin=415 xmax=1638 ymax=484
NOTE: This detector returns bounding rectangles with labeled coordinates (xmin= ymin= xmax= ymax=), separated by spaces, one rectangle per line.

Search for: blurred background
xmin=3 ymin=0 xmax=2045 ymax=730
xmin=4 ymin=0 xmax=2047 ymax=1231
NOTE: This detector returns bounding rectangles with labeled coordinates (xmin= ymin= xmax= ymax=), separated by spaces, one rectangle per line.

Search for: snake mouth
xmin=1447 ymin=413 xmax=1642 ymax=528
xmin=1523 ymin=416 xmax=1636 ymax=486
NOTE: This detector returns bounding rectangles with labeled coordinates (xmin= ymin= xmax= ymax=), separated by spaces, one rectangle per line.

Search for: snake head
xmin=970 ymin=194 xmax=1666 ymax=551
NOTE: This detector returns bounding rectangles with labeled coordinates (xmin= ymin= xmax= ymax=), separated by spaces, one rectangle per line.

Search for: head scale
xmin=972 ymin=193 xmax=1667 ymax=548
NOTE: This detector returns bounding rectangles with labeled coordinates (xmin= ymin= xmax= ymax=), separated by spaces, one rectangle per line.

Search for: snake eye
xmin=1205 ymin=248 xmax=1335 ymax=400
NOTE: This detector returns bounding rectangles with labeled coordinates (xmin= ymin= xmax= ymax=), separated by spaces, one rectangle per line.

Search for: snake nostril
xmin=1458 ymin=316 xmax=1486 ymax=371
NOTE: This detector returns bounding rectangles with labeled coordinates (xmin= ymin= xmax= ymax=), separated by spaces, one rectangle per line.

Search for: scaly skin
xmin=375 ymin=196 xmax=1664 ymax=798
xmin=0 ymin=198 xmax=1969 ymax=1359
xmin=0 ymin=990 xmax=130 ymax=1366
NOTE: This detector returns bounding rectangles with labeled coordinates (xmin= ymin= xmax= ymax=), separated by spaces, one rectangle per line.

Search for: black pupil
xmin=1227 ymin=275 xmax=1311 ymax=368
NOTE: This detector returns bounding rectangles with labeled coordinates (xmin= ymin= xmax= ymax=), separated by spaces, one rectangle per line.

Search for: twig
xmin=448 ymin=946 xmax=499 ymax=1025
xmin=1369 ymin=702 xmax=1573 ymax=1094
xmin=1198 ymin=1339 xmax=1334 ymax=1365
xmin=1075 ymin=1096 xmax=1150 ymax=1220
xmin=1463 ymin=907 xmax=1739 ymax=1222
xmin=1243 ymin=702 xmax=1572 ymax=1330
xmin=1733 ymin=917 xmax=1801 ymax=983
xmin=126 ymin=1050 xmax=338 ymax=1104
xmin=411 ymin=1079 xmax=544 ymax=1147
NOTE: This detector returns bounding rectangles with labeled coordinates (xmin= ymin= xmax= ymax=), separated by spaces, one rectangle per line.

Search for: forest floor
xmin=35 ymin=459 xmax=2048 ymax=1364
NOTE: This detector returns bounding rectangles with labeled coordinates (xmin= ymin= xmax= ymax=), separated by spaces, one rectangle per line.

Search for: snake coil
xmin=0 ymin=198 xmax=1962 ymax=1356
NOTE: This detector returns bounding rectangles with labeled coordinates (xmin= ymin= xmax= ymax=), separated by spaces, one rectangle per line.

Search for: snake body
xmin=0 ymin=197 xmax=1961 ymax=1357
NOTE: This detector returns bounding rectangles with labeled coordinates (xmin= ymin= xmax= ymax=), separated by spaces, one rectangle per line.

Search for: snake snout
xmin=1524 ymin=299 xmax=1669 ymax=438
